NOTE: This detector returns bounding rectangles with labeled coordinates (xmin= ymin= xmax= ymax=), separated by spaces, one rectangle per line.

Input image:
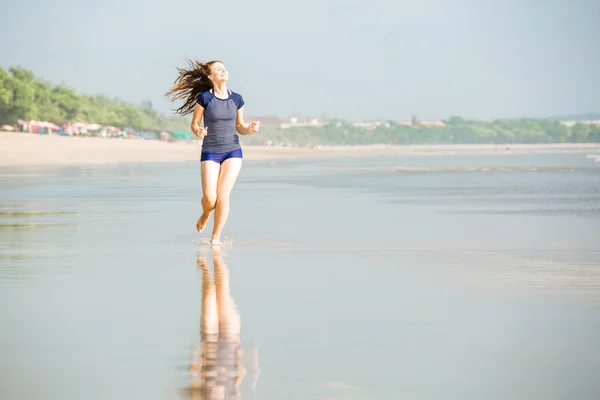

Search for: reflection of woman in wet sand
xmin=186 ymin=248 xmax=259 ymax=399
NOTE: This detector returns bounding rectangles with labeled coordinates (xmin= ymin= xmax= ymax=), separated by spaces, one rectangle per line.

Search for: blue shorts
xmin=200 ymin=148 xmax=243 ymax=164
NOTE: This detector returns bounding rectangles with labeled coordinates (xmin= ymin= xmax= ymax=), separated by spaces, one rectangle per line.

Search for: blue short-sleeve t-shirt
xmin=197 ymin=89 xmax=244 ymax=153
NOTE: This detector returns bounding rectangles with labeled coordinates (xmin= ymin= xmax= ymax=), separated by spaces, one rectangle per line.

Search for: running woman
xmin=165 ymin=59 xmax=260 ymax=244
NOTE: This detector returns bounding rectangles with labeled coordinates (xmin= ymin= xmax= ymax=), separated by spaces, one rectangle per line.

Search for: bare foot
xmin=210 ymin=237 xmax=222 ymax=245
xmin=196 ymin=212 xmax=210 ymax=232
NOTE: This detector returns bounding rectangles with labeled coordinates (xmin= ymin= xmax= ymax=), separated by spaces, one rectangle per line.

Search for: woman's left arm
xmin=236 ymin=106 xmax=260 ymax=135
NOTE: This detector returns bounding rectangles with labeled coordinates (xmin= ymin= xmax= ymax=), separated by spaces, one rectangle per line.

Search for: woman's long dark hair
xmin=165 ymin=58 xmax=221 ymax=115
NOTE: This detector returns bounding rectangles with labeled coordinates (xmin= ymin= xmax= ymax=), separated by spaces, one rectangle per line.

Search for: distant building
xmin=279 ymin=115 xmax=326 ymax=129
xmin=391 ymin=113 xmax=447 ymax=127
xmin=245 ymin=116 xmax=283 ymax=125
xmin=351 ymin=121 xmax=391 ymax=130
xmin=392 ymin=119 xmax=446 ymax=127
xmin=244 ymin=115 xmax=328 ymax=129
xmin=419 ymin=120 xmax=446 ymax=127
xmin=559 ymin=120 xmax=600 ymax=127
xmin=348 ymin=118 xmax=447 ymax=129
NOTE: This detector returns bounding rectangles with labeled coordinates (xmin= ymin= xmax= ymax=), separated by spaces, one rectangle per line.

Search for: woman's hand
xmin=247 ymin=121 xmax=260 ymax=134
xmin=193 ymin=125 xmax=208 ymax=139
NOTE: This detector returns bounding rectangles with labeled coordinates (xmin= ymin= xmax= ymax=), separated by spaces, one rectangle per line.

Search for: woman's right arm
xmin=191 ymin=104 xmax=206 ymax=138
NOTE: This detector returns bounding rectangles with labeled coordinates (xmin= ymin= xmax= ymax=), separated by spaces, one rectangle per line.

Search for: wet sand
xmin=2 ymin=131 xmax=599 ymax=166
xmin=1 ymin=152 xmax=599 ymax=399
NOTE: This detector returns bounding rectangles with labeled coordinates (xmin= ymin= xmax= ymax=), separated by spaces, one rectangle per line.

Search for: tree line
xmin=241 ymin=117 xmax=600 ymax=146
xmin=0 ymin=66 xmax=189 ymax=132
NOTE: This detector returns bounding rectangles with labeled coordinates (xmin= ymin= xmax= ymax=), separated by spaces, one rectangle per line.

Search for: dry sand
xmin=1 ymin=131 xmax=599 ymax=167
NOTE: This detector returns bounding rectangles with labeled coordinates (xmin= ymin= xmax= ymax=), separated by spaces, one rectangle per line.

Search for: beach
xmin=2 ymin=134 xmax=600 ymax=399
xmin=2 ymin=131 xmax=600 ymax=167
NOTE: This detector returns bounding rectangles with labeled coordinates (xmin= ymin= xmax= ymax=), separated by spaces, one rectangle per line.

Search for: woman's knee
xmin=215 ymin=194 xmax=230 ymax=208
xmin=202 ymin=195 xmax=217 ymax=209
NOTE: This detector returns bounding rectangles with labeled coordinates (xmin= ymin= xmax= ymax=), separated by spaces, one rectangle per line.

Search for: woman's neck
xmin=212 ymin=82 xmax=228 ymax=98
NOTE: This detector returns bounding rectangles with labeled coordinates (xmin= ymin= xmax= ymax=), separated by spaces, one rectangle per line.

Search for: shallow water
xmin=1 ymin=150 xmax=600 ymax=399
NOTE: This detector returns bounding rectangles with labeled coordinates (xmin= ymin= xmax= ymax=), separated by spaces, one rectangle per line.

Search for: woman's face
xmin=209 ymin=62 xmax=228 ymax=83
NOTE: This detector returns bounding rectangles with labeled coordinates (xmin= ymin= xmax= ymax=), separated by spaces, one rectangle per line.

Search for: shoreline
xmin=1 ymin=131 xmax=600 ymax=167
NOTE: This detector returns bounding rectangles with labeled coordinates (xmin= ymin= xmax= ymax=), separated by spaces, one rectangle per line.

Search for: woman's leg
xmin=211 ymin=157 xmax=242 ymax=243
xmin=197 ymin=160 xmax=221 ymax=232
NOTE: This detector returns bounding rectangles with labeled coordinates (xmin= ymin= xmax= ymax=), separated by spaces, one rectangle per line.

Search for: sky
xmin=1 ymin=0 xmax=599 ymax=121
